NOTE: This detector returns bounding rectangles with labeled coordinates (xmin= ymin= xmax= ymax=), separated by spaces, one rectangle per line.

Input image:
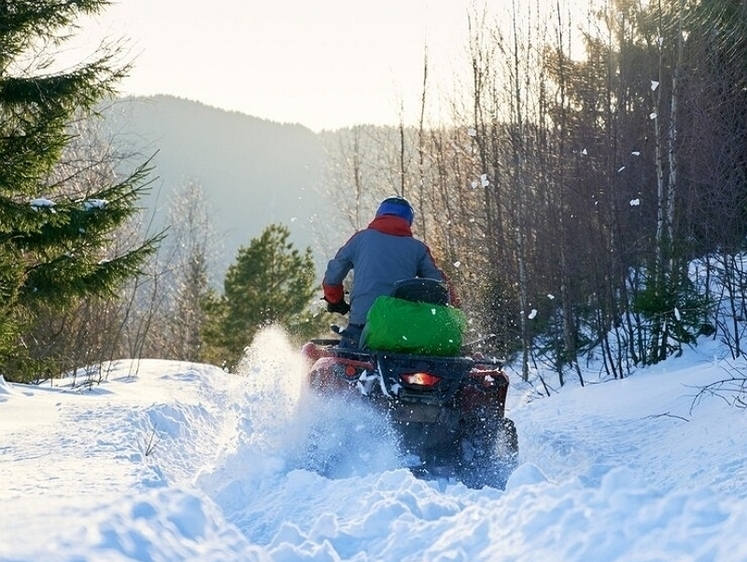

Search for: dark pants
xmin=339 ymin=323 xmax=364 ymax=348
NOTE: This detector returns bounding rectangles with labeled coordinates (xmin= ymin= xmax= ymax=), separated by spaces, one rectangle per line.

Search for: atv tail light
xmin=400 ymin=372 xmax=442 ymax=387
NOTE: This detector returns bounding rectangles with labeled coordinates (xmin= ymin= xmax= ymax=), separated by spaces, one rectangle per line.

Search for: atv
xmin=301 ymin=278 xmax=519 ymax=489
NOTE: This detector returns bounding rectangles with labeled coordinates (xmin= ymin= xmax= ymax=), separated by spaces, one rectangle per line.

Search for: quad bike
xmin=301 ymin=279 xmax=519 ymax=489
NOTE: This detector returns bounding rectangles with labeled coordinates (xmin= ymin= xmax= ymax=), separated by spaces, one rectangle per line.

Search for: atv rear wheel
xmin=458 ymin=417 xmax=519 ymax=489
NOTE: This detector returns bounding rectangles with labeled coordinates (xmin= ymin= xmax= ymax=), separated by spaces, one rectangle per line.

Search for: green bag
xmin=362 ymin=295 xmax=467 ymax=356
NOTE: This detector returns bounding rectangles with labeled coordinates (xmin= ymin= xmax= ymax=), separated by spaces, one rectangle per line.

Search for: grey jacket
xmin=323 ymin=216 xmax=445 ymax=325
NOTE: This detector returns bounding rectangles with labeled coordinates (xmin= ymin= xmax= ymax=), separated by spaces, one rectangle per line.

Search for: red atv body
xmin=301 ymin=326 xmax=519 ymax=488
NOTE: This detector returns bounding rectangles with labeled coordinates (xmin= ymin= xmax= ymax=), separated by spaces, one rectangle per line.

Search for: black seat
xmin=391 ymin=278 xmax=449 ymax=305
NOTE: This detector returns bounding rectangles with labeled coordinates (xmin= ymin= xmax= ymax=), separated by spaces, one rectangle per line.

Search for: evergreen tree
xmin=0 ymin=1 xmax=160 ymax=380
xmin=202 ymin=224 xmax=317 ymax=370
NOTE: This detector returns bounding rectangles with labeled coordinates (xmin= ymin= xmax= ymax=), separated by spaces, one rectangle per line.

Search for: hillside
xmin=102 ymin=95 xmax=328 ymax=272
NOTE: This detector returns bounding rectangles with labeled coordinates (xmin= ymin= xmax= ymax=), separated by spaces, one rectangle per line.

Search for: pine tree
xmin=0 ymin=1 xmax=160 ymax=380
xmin=202 ymin=224 xmax=317 ymax=370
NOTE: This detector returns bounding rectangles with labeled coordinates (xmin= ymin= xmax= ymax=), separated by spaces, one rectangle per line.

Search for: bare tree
xmin=161 ymin=181 xmax=217 ymax=361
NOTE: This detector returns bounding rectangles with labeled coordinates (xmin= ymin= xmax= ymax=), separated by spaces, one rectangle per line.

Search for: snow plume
xmin=199 ymin=326 xmax=401 ymax=524
xmin=214 ymin=325 xmax=312 ymax=469
xmin=293 ymin=392 xmax=401 ymax=479
xmin=234 ymin=325 xmax=308 ymax=418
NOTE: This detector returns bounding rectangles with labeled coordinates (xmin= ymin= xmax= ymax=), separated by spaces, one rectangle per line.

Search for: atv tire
xmin=458 ymin=417 xmax=519 ymax=489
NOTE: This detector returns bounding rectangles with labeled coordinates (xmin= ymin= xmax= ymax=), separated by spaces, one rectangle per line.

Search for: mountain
xmin=102 ymin=95 xmax=328 ymax=273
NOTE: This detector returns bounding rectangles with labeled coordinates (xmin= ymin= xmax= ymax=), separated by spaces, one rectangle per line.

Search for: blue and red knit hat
xmin=375 ymin=196 xmax=414 ymax=225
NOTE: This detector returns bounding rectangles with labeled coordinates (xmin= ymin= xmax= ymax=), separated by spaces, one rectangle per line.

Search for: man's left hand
xmin=326 ymin=299 xmax=350 ymax=315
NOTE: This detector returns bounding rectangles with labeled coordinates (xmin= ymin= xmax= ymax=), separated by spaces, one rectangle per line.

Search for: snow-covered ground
xmin=2 ymin=326 xmax=746 ymax=561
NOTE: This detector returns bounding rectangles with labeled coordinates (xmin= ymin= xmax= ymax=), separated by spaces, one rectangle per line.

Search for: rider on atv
xmin=322 ymin=196 xmax=458 ymax=347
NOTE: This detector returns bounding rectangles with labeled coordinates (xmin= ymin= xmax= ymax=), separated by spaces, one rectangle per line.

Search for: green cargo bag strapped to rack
xmin=361 ymin=295 xmax=467 ymax=356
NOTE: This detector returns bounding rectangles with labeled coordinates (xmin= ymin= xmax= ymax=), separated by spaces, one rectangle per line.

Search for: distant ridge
xmin=102 ymin=95 xmax=327 ymax=273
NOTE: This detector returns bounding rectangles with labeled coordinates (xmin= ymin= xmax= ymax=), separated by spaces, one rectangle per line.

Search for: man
xmin=322 ymin=196 xmax=455 ymax=347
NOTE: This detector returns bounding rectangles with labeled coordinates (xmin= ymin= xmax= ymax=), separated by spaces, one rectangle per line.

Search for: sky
xmin=2 ymin=325 xmax=746 ymax=561
xmin=75 ymin=0 xmax=480 ymax=132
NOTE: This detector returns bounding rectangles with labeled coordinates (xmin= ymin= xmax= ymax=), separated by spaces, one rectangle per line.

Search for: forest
xmin=2 ymin=0 xmax=746 ymax=385
xmin=322 ymin=0 xmax=747 ymax=385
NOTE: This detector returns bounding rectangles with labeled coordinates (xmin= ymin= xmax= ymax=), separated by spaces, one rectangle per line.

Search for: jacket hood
xmin=367 ymin=215 xmax=413 ymax=237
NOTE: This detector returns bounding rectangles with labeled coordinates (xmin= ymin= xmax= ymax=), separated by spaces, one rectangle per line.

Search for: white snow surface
xmin=2 ymin=326 xmax=747 ymax=561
